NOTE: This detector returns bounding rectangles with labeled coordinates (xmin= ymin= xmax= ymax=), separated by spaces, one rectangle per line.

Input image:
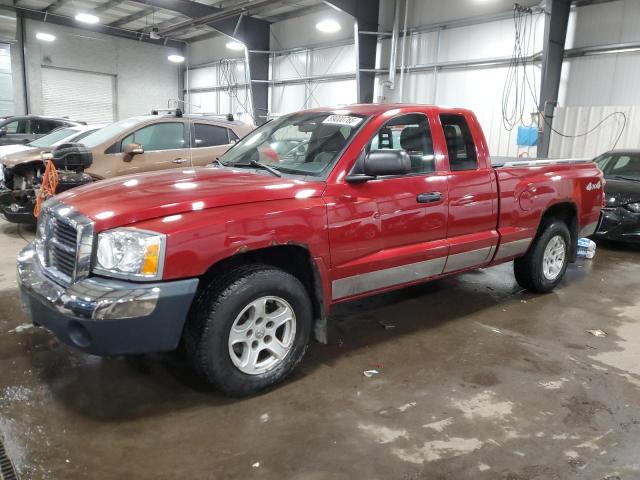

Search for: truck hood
xmin=57 ymin=166 xmax=326 ymax=229
xmin=0 ymin=145 xmax=44 ymax=166
xmin=604 ymin=177 xmax=640 ymax=206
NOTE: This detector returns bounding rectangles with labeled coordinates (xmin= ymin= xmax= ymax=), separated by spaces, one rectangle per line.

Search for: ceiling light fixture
xmin=75 ymin=13 xmax=100 ymax=24
xmin=315 ymin=19 xmax=341 ymax=33
xmin=36 ymin=32 xmax=56 ymax=42
xmin=168 ymin=54 xmax=185 ymax=63
xmin=226 ymin=41 xmax=245 ymax=51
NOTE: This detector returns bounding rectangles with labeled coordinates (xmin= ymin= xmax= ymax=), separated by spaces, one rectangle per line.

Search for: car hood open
xmin=0 ymin=145 xmax=43 ymax=166
xmin=56 ymin=166 xmax=325 ymax=230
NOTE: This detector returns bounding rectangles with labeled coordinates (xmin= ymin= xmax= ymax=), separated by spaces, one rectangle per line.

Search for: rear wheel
xmin=514 ymin=220 xmax=571 ymax=293
xmin=184 ymin=265 xmax=313 ymax=397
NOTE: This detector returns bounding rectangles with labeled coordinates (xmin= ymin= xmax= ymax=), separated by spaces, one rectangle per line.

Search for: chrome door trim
xmin=332 ymin=256 xmax=447 ymax=300
xmin=442 ymin=246 xmax=493 ymax=274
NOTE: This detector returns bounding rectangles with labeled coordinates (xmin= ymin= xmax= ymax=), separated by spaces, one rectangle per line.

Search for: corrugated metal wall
xmin=551 ymin=0 xmax=640 ymax=157
xmin=269 ymin=44 xmax=357 ymax=114
xmin=186 ymin=59 xmax=253 ymax=124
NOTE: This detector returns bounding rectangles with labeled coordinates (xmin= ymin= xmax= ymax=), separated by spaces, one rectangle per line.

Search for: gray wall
xmin=11 ymin=18 xmax=182 ymax=120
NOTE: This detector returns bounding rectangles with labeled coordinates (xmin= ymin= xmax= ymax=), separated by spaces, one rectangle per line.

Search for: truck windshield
xmin=219 ymin=111 xmax=367 ymax=177
xmin=595 ymin=153 xmax=640 ymax=181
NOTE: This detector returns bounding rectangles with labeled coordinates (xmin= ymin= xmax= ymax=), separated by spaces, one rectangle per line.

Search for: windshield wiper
xmin=613 ymin=175 xmax=640 ymax=182
xmin=234 ymin=160 xmax=282 ymax=177
xmin=212 ymin=157 xmax=226 ymax=167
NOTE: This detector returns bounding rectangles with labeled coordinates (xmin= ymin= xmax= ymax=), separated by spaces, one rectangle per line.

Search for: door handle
xmin=173 ymin=158 xmax=188 ymax=164
xmin=416 ymin=192 xmax=442 ymax=203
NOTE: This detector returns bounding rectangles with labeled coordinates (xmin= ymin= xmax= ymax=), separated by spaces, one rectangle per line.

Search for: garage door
xmin=41 ymin=67 xmax=115 ymax=124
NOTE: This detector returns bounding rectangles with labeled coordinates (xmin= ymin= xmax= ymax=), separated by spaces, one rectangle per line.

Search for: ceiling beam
xmin=125 ymin=0 xmax=223 ymax=19
xmin=92 ymin=0 xmax=127 ymax=14
xmin=17 ymin=7 xmax=186 ymax=48
xmin=44 ymin=0 xmax=73 ymax=13
xmin=109 ymin=6 xmax=155 ymax=27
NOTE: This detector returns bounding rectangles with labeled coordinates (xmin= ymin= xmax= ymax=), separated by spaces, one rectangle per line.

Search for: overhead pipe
xmin=387 ymin=0 xmax=400 ymax=89
xmin=398 ymin=0 xmax=410 ymax=102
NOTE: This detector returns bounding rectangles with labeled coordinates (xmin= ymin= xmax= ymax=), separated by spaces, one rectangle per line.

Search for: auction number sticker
xmin=322 ymin=115 xmax=363 ymax=127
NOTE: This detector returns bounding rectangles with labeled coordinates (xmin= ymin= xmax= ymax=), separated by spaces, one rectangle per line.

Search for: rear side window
xmin=5 ymin=120 xmax=30 ymax=134
xmin=229 ymin=129 xmax=239 ymax=142
xmin=369 ymin=113 xmax=435 ymax=174
xmin=440 ymin=114 xmax=478 ymax=171
xmin=122 ymin=122 xmax=186 ymax=152
xmin=34 ymin=119 xmax=61 ymax=134
xmin=193 ymin=124 xmax=230 ymax=148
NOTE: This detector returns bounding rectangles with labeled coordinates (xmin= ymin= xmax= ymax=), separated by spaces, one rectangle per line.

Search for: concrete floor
xmin=1 ymin=217 xmax=639 ymax=480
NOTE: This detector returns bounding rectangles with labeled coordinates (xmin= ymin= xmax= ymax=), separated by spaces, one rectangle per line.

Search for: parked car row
xmin=0 ymin=111 xmax=253 ymax=223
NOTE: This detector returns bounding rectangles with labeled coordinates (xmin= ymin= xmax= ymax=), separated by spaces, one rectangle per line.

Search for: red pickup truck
xmin=18 ymin=104 xmax=603 ymax=396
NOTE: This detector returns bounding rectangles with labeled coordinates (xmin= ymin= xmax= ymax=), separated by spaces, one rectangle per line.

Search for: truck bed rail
xmin=492 ymin=157 xmax=593 ymax=168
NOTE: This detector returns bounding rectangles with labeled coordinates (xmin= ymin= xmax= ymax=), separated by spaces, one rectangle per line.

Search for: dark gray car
xmin=0 ymin=115 xmax=84 ymax=146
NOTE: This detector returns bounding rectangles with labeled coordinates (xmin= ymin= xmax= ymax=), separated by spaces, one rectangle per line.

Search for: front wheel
xmin=183 ymin=265 xmax=313 ymax=397
xmin=514 ymin=220 xmax=571 ymax=293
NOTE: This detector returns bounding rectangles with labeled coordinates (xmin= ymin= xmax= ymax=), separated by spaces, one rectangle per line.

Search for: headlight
xmin=35 ymin=215 xmax=47 ymax=266
xmin=94 ymin=228 xmax=165 ymax=281
xmin=625 ymin=202 xmax=640 ymax=213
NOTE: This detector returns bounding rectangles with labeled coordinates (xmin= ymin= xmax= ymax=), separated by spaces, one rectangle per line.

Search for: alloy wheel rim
xmin=542 ymin=234 xmax=567 ymax=281
xmin=228 ymin=296 xmax=297 ymax=375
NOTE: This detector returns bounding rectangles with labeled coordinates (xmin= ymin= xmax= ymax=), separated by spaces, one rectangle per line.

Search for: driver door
xmin=116 ymin=120 xmax=190 ymax=175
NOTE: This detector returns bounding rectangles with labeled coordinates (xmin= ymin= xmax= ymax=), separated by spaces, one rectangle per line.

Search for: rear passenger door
xmin=438 ymin=113 xmax=498 ymax=273
xmin=117 ymin=121 xmax=190 ymax=175
xmin=190 ymin=122 xmax=235 ymax=167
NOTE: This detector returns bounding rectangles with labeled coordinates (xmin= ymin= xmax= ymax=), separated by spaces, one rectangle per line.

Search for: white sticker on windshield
xmin=322 ymin=115 xmax=363 ymax=127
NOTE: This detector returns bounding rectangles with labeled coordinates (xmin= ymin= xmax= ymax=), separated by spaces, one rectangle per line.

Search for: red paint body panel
xmin=56 ymin=104 xmax=604 ymax=312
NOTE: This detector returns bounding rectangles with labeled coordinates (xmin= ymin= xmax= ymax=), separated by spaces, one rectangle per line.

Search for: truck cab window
xmin=369 ymin=113 xmax=435 ymax=174
xmin=440 ymin=114 xmax=478 ymax=171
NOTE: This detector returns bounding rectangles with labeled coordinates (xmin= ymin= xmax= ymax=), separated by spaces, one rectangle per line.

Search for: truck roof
xmin=300 ymin=103 xmax=475 ymax=116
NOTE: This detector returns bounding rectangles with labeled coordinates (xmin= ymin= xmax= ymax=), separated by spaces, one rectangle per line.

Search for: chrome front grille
xmin=36 ymin=199 xmax=94 ymax=285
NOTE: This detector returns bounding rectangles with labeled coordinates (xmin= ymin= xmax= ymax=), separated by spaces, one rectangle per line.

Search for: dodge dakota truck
xmin=17 ymin=104 xmax=604 ymax=396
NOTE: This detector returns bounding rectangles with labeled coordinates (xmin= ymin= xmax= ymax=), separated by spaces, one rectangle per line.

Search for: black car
xmin=0 ymin=115 xmax=85 ymax=146
xmin=593 ymin=150 xmax=640 ymax=244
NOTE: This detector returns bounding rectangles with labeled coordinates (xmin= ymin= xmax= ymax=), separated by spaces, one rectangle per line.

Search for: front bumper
xmin=593 ymin=207 xmax=640 ymax=244
xmin=17 ymin=244 xmax=199 ymax=355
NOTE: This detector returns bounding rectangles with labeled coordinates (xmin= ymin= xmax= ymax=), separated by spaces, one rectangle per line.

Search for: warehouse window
xmin=122 ymin=123 xmax=185 ymax=152
xmin=440 ymin=114 xmax=478 ymax=171
xmin=193 ymin=124 xmax=230 ymax=148
xmin=369 ymin=113 xmax=435 ymax=174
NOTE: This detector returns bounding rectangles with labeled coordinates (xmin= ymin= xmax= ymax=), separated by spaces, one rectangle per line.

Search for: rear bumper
xmin=17 ymin=244 xmax=199 ymax=355
xmin=593 ymin=207 xmax=640 ymax=244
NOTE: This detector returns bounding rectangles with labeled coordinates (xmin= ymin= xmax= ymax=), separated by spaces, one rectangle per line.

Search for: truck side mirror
xmin=124 ymin=143 xmax=144 ymax=157
xmin=347 ymin=150 xmax=411 ymax=183
xmin=0 ymin=127 xmax=7 ymax=137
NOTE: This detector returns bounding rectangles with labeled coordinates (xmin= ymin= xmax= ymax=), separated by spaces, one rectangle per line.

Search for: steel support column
xmin=538 ymin=0 xmax=571 ymax=158
xmin=325 ymin=0 xmax=380 ymax=103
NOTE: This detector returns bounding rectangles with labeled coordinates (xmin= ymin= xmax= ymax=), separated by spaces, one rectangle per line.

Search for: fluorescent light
xmin=168 ymin=54 xmax=185 ymax=63
xmin=36 ymin=32 xmax=56 ymax=42
xmin=226 ymin=41 xmax=245 ymax=51
xmin=75 ymin=13 xmax=100 ymax=24
xmin=315 ymin=19 xmax=341 ymax=33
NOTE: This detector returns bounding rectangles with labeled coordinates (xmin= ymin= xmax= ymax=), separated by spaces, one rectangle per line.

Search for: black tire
xmin=514 ymin=220 xmax=571 ymax=293
xmin=183 ymin=265 xmax=313 ymax=397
